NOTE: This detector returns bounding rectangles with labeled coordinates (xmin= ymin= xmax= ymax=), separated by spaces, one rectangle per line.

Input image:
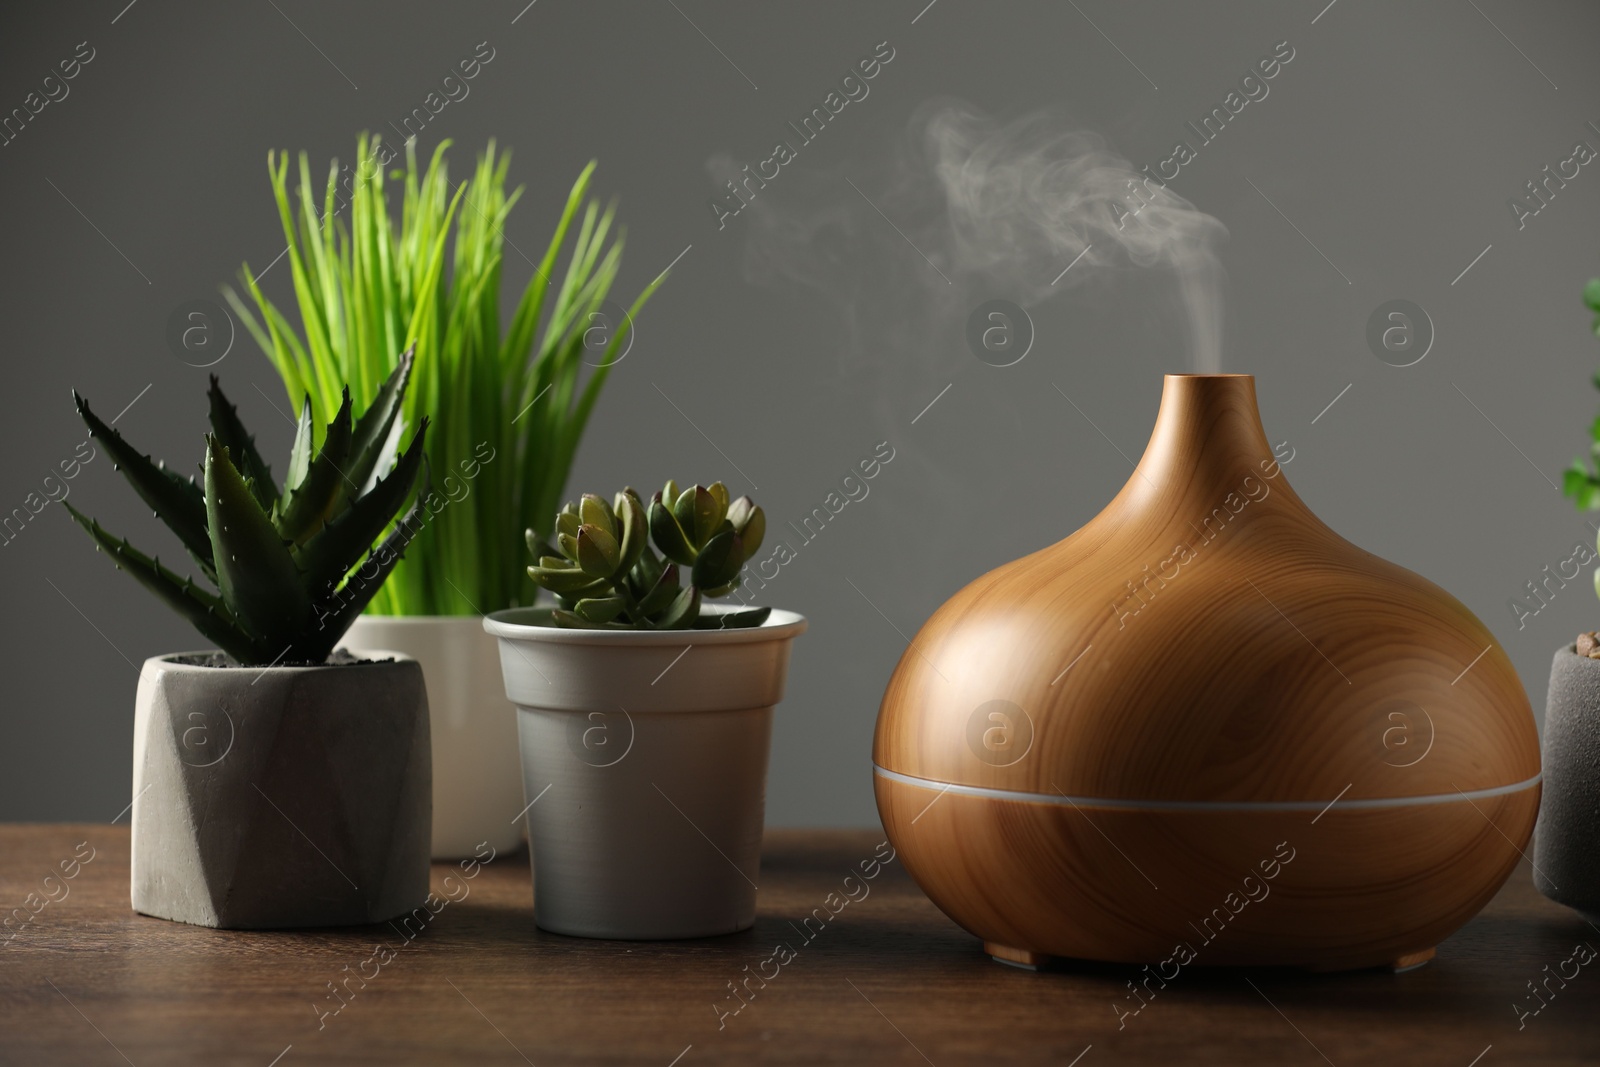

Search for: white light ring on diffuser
xmin=872 ymin=764 xmax=1542 ymax=811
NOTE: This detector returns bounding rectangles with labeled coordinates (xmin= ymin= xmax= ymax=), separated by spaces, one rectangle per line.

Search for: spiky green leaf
xmin=205 ymin=435 xmax=309 ymax=650
xmin=207 ymin=376 xmax=280 ymax=511
xmin=295 ymin=418 xmax=429 ymax=598
xmin=285 ymin=399 xmax=315 ymax=493
xmin=73 ymin=391 xmax=213 ymax=574
xmin=62 ymin=503 xmax=261 ymax=662
xmin=346 ymin=345 xmax=415 ymax=493
xmin=307 ymin=489 xmax=430 ymax=652
xmin=275 ymin=389 xmax=355 ymax=544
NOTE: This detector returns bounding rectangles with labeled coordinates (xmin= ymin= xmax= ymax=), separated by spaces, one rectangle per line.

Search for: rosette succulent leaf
xmin=64 ymin=351 xmax=429 ymax=665
xmin=527 ymin=481 xmax=768 ymax=629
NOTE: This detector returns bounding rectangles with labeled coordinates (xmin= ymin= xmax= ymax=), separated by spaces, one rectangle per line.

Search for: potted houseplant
xmin=484 ymin=482 xmax=806 ymax=939
xmin=1539 ymin=275 xmax=1600 ymax=918
xmin=65 ymin=357 xmax=433 ymax=928
xmin=226 ymin=135 xmax=663 ymax=858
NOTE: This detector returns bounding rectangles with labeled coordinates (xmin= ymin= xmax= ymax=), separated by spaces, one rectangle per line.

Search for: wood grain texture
xmin=876 ymin=774 xmax=1538 ymax=971
xmin=872 ymin=374 xmax=1541 ymax=969
xmin=875 ymin=374 xmax=1538 ymax=801
xmin=2 ymin=825 xmax=1597 ymax=1066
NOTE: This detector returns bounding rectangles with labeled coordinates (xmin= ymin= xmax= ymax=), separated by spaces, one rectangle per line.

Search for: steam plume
xmin=726 ymin=100 xmax=1231 ymax=373
xmin=922 ymin=104 xmax=1228 ymax=372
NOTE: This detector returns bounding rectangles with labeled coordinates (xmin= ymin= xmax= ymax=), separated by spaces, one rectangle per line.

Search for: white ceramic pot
xmin=341 ymin=615 xmax=524 ymax=858
xmin=483 ymin=607 xmax=807 ymax=939
xmin=132 ymin=650 xmax=431 ymax=928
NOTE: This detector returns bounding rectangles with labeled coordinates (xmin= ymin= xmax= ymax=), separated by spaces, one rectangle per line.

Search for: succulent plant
xmin=527 ymin=481 xmax=769 ymax=629
xmin=64 ymin=350 xmax=430 ymax=666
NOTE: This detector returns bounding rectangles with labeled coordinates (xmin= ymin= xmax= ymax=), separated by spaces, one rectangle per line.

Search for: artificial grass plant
xmin=226 ymin=134 xmax=662 ymax=615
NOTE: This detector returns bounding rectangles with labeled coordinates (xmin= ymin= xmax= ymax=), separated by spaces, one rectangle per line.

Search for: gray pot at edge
xmin=1534 ymin=644 xmax=1600 ymax=919
xmin=484 ymin=606 xmax=807 ymax=939
xmin=131 ymin=650 xmax=432 ymax=928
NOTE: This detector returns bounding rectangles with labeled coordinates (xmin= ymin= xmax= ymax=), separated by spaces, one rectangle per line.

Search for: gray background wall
xmin=2 ymin=0 xmax=1597 ymax=828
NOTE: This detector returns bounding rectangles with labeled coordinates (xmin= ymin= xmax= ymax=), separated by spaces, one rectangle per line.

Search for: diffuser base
xmin=1307 ymin=947 xmax=1435 ymax=973
xmin=986 ymin=942 xmax=1048 ymax=970
xmin=875 ymin=774 xmax=1536 ymax=973
xmin=1389 ymin=948 xmax=1436 ymax=973
xmin=984 ymin=942 xmax=1438 ymax=974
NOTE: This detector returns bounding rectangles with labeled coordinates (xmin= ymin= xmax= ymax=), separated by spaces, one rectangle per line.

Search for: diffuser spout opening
xmin=1124 ymin=373 xmax=1284 ymax=507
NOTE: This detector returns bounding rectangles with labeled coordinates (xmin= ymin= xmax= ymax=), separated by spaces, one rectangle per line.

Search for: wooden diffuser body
xmin=873 ymin=374 xmax=1540 ymax=971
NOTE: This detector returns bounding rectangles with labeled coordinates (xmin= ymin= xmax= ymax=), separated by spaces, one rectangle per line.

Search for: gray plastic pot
xmin=1534 ymin=644 xmax=1598 ymax=919
xmin=130 ymin=650 xmax=431 ymax=929
xmin=484 ymin=606 xmax=806 ymax=939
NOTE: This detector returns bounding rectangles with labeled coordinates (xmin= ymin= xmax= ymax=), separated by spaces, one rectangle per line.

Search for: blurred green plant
xmin=527 ymin=481 xmax=770 ymax=629
xmin=1562 ymin=278 xmax=1600 ymax=511
xmin=225 ymin=134 xmax=663 ymax=616
xmin=64 ymin=357 xmax=428 ymax=665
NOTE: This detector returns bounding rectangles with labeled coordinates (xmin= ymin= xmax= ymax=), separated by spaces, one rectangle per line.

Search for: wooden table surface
xmin=1 ymin=824 xmax=1595 ymax=1065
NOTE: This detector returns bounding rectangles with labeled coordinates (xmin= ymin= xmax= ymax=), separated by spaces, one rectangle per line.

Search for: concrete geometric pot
xmin=1534 ymin=644 xmax=1600 ymax=919
xmin=483 ymin=606 xmax=806 ymax=939
xmin=340 ymin=615 xmax=524 ymax=859
xmin=130 ymin=650 xmax=432 ymax=929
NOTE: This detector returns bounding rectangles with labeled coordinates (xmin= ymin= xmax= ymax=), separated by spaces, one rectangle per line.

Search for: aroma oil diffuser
xmin=873 ymin=374 xmax=1540 ymax=972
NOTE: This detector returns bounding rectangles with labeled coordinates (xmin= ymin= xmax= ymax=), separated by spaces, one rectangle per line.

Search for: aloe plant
xmin=225 ymin=134 xmax=663 ymax=617
xmin=528 ymin=481 xmax=769 ymax=629
xmin=63 ymin=353 xmax=429 ymax=665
